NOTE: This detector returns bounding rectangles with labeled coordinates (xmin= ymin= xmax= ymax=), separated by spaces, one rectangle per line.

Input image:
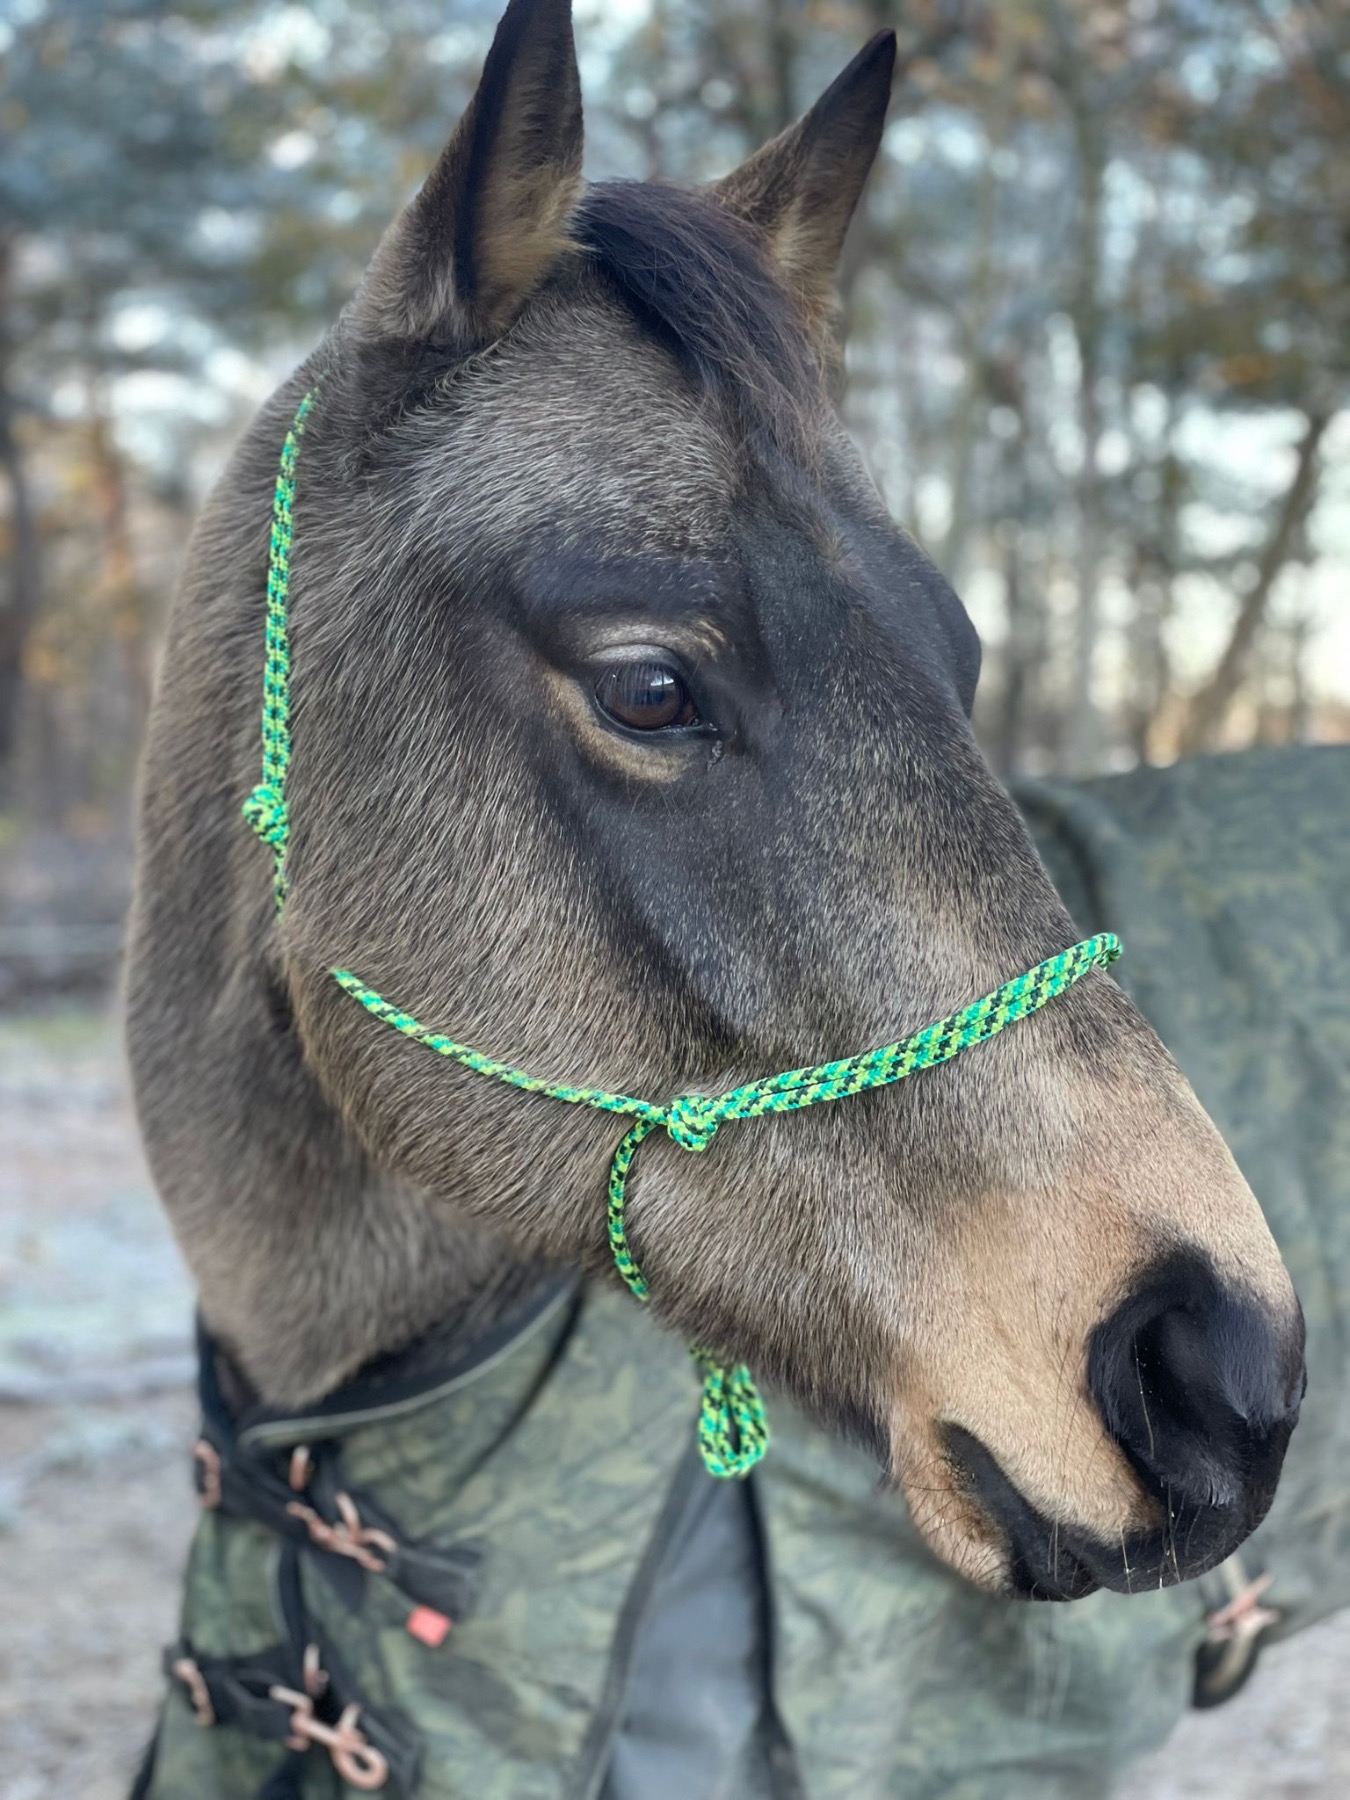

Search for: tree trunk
xmin=1177 ymin=409 xmax=1330 ymax=757
xmin=87 ymin=402 xmax=151 ymax=727
xmin=763 ymin=0 xmax=797 ymax=135
xmin=0 ymin=241 xmax=42 ymax=775
xmin=986 ymin=375 xmax=1041 ymax=777
xmin=990 ymin=531 xmax=1028 ymax=776
xmin=939 ymin=20 xmax=1017 ymax=591
xmin=1125 ymin=414 xmax=1182 ymax=764
xmin=1057 ymin=45 xmax=1109 ymax=777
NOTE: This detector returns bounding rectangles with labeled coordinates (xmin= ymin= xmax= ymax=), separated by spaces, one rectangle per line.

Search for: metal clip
xmin=171 ymin=1655 xmax=215 ymax=1728
xmin=269 ymin=1685 xmax=389 ymax=1790
xmin=192 ymin=1439 xmax=222 ymax=1510
xmin=286 ymin=1491 xmax=396 ymax=1574
xmin=1205 ymin=1571 xmax=1279 ymax=1644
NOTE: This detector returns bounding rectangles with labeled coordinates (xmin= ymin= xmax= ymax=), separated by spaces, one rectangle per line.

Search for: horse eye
xmin=594 ymin=661 xmax=699 ymax=732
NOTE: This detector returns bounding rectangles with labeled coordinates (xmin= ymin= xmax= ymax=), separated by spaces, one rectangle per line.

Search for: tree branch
xmin=1178 ymin=408 xmax=1331 ymax=756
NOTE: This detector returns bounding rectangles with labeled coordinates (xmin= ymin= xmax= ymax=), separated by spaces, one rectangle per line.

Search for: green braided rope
xmin=331 ymin=932 xmax=1120 ymax=1474
xmin=244 ymin=389 xmax=1124 ymax=1481
xmin=242 ymin=387 xmax=316 ymax=909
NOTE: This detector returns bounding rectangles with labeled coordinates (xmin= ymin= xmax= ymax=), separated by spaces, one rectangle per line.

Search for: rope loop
xmin=694 ymin=1352 xmax=771 ymax=1478
xmin=664 ymin=1094 xmax=721 ymax=1153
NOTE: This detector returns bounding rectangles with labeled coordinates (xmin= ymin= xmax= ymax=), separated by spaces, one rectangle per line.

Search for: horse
xmin=124 ymin=0 xmax=1307 ymax=1790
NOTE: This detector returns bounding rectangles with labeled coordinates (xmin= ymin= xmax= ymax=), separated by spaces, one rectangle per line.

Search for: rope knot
xmin=692 ymin=1352 xmax=770 ymax=1478
xmin=665 ymin=1094 xmax=720 ymax=1154
xmin=243 ymin=782 xmax=289 ymax=849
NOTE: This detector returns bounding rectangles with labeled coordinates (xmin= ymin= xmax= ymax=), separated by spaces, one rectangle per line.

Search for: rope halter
xmin=244 ymin=387 xmax=1123 ymax=1479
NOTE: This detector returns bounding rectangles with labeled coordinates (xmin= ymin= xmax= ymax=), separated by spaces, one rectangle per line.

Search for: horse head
xmin=129 ymin=0 xmax=1303 ymax=1600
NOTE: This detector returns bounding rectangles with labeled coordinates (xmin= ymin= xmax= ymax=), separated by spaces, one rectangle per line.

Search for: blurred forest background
xmin=2 ymin=0 xmax=1348 ymax=1001
xmin=3 ymin=9 xmax=1349 ymax=1785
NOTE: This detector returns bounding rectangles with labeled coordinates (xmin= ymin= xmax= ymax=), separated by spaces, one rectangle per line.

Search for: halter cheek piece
xmin=245 ymin=388 xmax=1122 ymax=1479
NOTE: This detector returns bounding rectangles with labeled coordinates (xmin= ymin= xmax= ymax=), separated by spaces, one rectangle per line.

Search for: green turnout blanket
xmin=138 ymin=746 xmax=1350 ymax=1800
xmin=1017 ymin=745 xmax=1350 ymax=1656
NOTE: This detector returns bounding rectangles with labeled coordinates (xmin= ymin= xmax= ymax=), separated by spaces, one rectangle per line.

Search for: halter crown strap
xmin=245 ymin=387 xmax=1123 ymax=1479
xmin=242 ymin=390 xmax=315 ymax=908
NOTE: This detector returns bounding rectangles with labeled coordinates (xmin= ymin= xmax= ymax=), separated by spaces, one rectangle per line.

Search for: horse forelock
xmin=573 ymin=180 xmax=824 ymax=455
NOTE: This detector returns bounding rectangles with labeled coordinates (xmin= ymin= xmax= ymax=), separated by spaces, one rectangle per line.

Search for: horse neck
xmin=136 ymin=932 xmax=550 ymax=1405
xmin=125 ymin=418 xmax=550 ymax=1409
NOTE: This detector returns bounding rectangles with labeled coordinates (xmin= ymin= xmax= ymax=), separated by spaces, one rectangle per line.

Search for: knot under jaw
xmin=665 ymin=1095 xmax=720 ymax=1153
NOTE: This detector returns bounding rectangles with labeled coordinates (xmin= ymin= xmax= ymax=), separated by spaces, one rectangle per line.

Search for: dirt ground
xmin=2 ymin=1003 xmax=1348 ymax=1800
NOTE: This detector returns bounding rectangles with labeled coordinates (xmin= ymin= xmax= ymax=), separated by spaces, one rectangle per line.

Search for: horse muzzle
xmin=942 ymin=1255 xmax=1305 ymax=1600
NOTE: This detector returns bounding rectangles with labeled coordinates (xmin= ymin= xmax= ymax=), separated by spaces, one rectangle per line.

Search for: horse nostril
xmin=1089 ymin=1253 xmax=1304 ymax=1514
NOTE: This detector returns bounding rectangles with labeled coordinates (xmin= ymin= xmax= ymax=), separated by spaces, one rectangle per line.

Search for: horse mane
xmin=573 ymin=180 xmax=822 ymax=450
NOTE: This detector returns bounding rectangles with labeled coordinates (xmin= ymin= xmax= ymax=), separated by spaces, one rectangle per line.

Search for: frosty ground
xmin=1 ymin=1006 xmax=1345 ymax=1800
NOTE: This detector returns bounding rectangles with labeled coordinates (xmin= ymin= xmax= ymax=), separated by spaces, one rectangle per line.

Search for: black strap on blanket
xmin=162 ymin=1640 xmax=299 ymax=1744
xmin=191 ymin=1278 xmax=576 ymax=1620
xmin=192 ymin=1416 xmax=482 ymax=1621
xmin=139 ymin=1283 xmax=577 ymax=1799
xmin=157 ymin=1544 xmax=422 ymax=1797
xmin=161 ymin=1627 xmax=420 ymax=1796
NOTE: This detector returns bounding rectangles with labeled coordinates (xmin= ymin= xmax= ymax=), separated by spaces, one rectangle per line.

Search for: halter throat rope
xmin=244 ymin=387 xmax=1122 ymax=1479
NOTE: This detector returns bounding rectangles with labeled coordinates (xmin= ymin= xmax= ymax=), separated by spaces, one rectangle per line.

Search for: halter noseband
xmin=244 ymin=387 xmax=1121 ymax=1478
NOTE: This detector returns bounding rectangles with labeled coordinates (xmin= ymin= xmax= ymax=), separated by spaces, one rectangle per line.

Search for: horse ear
xmin=712 ymin=31 xmax=896 ymax=335
xmin=354 ymin=0 xmax=583 ymax=343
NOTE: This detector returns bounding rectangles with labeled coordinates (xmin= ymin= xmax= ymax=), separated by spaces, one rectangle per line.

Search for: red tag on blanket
xmin=406 ymin=1605 xmax=453 ymax=1647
